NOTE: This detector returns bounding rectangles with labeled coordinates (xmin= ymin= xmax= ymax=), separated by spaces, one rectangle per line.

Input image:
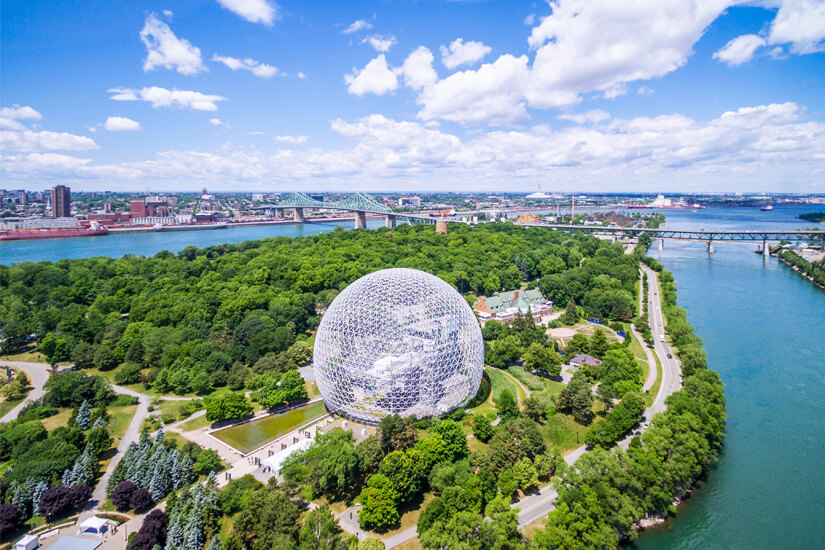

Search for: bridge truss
xmin=519 ymin=223 xmax=824 ymax=243
xmin=278 ymin=192 xmax=392 ymax=213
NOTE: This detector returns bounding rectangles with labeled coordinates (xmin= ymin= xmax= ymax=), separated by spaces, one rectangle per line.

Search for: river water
xmin=635 ymin=205 xmax=825 ymax=550
xmin=2 ymin=206 xmax=824 ymax=547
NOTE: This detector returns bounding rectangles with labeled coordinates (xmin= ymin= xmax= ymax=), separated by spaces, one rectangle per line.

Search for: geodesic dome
xmin=314 ymin=268 xmax=485 ymax=424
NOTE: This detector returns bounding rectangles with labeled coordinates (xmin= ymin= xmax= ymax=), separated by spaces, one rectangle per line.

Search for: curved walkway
xmin=0 ymin=361 xmax=66 ymax=424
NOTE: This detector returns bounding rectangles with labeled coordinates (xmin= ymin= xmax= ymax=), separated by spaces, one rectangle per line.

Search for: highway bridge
xmin=518 ymin=222 xmax=825 ymax=255
xmin=264 ymin=192 xmax=436 ymax=228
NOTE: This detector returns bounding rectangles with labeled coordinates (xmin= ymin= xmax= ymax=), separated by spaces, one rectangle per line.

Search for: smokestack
xmin=571 ymin=196 xmax=575 ymax=222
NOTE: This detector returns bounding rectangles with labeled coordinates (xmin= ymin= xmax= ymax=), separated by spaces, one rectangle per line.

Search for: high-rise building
xmin=51 ymin=185 xmax=71 ymax=217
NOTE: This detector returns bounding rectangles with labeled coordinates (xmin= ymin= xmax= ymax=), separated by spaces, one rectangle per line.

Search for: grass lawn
xmin=0 ymin=348 xmax=69 ymax=365
xmin=520 ymin=517 xmax=545 ymax=538
xmin=177 ymin=413 xmax=212 ymax=432
xmin=394 ymin=538 xmax=423 ymax=550
xmin=486 ymin=367 xmax=518 ymax=403
xmin=469 ymin=367 xmax=517 ymax=418
xmin=541 ymin=413 xmax=589 ymax=452
xmin=211 ymin=400 xmax=328 ymax=454
xmin=109 ymin=404 xmax=138 ymax=444
xmin=646 ymin=350 xmax=664 ymax=407
xmin=42 ymin=408 xmax=73 ymax=431
xmin=507 ymin=366 xmax=546 ymax=391
xmin=306 ymin=380 xmax=320 ymax=398
xmin=0 ymin=396 xmax=24 ymax=418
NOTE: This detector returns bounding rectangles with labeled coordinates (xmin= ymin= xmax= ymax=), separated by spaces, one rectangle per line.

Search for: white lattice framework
xmin=314 ymin=268 xmax=485 ymax=424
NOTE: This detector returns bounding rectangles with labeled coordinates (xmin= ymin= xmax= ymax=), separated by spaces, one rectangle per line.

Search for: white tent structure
xmin=76 ymin=516 xmax=109 ymax=537
xmin=15 ymin=534 xmax=38 ymax=550
xmin=262 ymin=438 xmax=313 ymax=477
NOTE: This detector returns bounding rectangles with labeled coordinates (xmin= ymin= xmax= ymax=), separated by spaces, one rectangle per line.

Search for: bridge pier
xmin=707 ymin=240 xmax=714 ymax=255
xmin=275 ymin=208 xmax=284 ymax=218
xmin=658 ymin=238 xmax=664 ymax=252
xmin=354 ymin=211 xmax=367 ymax=229
xmin=293 ymin=208 xmax=304 ymax=222
xmin=385 ymin=214 xmax=396 ymax=228
xmin=763 ymin=239 xmax=769 ymax=260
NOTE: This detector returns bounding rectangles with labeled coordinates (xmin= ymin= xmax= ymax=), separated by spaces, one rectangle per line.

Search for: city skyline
xmin=2 ymin=0 xmax=825 ymax=192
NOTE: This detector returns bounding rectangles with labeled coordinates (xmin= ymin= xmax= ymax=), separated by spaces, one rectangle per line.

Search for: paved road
xmin=641 ymin=265 xmax=682 ymax=419
xmin=88 ymin=385 xmax=150 ymax=510
xmin=0 ymin=361 xmax=74 ymax=424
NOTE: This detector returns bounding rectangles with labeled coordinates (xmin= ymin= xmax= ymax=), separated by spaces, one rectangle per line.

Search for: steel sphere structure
xmin=314 ymin=268 xmax=485 ymax=424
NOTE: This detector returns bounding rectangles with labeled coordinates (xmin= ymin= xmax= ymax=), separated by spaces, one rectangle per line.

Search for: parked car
xmin=667 ymin=353 xmax=673 ymax=358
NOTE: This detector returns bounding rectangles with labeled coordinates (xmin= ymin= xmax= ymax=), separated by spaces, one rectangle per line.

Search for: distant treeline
xmin=798 ymin=211 xmax=825 ymax=223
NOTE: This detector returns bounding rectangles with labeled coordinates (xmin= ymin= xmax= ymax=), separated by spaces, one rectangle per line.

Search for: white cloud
xmin=274 ymin=134 xmax=308 ymax=143
xmin=5 ymin=103 xmax=825 ymax=192
xmin=558 ymin=109 xmax=610 ymax=125
xmin=297 ymin=71 xmax=307 ymax=79
xmin=439 ymin=38 xmax=492 ymax=69
xmin=209 ymin=118 xmax=228 ymax=127
xmin=211 ymin=54 xmax=279 ymax=77
xmin=637 ymin=86 xmax=655 ymax=95
xmin=343 ymin=19 xmax=373 ymax=34
xmin=768 ymin=0 xmax=825 ymax=53
xmin=105 ymin=117 xmax=141 ymax=131
xmin=345 ymin=54 xmax=399 ymax=96
xmin=364 ymin=34 xmax=397 ymax=52
xmin=526 ymin=0 xmax=730 ymax=108
xmin=0 ymin=119 xmax=27 ymax=131
xmin=0 ymin=130 xmax=98 ymax=153
xmin=524 ymin=14 xmax=536 ymax=25
xmin=0 ymin=106 xmax=42 ymax=120
xmin=163 ymin=10 xmax=173 ymax=18
xmin=140 ymin=13 xmax=205 ymax=75
xmin=216 ymin=0 xmax=278 ymax=26
xmin=397 ymin=46 xmax=438 ymax=90
xmin=416 ymin=54 xmax=531 ymax=126
xmin=109 ymin=87 xmax=227 ymax=111
xmin=714 ymin=34 xmax=767 ymax=66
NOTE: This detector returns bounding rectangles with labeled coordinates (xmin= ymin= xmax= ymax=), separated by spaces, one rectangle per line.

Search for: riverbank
xmin=775 ymin=249 xmax=825 ymax=290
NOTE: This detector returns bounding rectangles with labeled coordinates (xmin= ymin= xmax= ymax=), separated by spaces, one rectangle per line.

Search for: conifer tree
xmin=93 ymin=416 xmax=108 ymax=429
xmin=183 ymin=507 xmax=204 ymax=550
xmin=32 ymin=481 xmax=48 ymax=514
xmin=165 ymin=521 xmax=184 ymax=550
xmin=76 ymin=400 xmax=91 ymax=430
xmin=150 ymin=466 xmax=165 ymax=502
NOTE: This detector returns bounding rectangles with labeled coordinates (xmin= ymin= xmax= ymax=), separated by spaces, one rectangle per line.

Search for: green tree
xmin=473 ymin=414 xmax=495 ymax=443
xmin=40 ymin=332 xmax=71 ymax=367
xmin=205 ymin=392 xmax=252 ymax=422
xmin=71 ymin=341 xmax=96 ymax=369
xmin=298 ymin=506 xmax=347 ymax=550
xmin=590 ymin=329 xmax=610 ymax=358
xmin=522 ymin=396 xmax=546 ymax=422
xmin=429 ymin=420 xmax=468 ymax=462
xmin=559 ymin=299 xmax=580 ymax=325
xmin=557 ymin=371 xmax=594 ymax=425
xmin=495 ymin=389 xmax=519 ymax=419
xmin=234 ymin=486 xmax=301 ymax=550
xmin=94 ymin=344 xmax=119 ymax=371
xmin=358 ymin=474 xmax=399 ymax=531
xmin=512 ymin=457 xmax=540 ymax=493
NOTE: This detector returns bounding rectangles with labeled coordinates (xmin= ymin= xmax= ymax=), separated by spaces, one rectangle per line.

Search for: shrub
xmin=112 ymin=481 xmax=138 ymax=511
xmin=129 ymin=488 xmax=153 ymax=511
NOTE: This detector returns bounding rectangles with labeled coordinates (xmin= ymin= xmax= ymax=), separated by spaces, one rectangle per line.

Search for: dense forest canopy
xmin=0 ymin=224 xmax=639 ymax=396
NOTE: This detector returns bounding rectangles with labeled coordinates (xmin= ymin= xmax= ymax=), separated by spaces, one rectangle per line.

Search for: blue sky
xmin=2 ymin=0 xmax=824 ymax=193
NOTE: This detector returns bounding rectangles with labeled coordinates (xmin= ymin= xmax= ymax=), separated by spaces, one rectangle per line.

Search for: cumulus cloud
xmin=345 ymin=55 xmax=399 ymax=95
xmin=5 ymin=103 xmax=824 ymax=192
xmin=714 ymin=34 xmax=767 ymax=66
xmin=343 ymin=19 xmax=372 ymax=34
xmin=140 ymin=13 xmax=206 ymax=75
xmin=768 ymin=0 xmax=825 ymax=53
xmin=0 ymin=106 xmax=42 ymax=120
xmin=109 ymin=87 xmax=227 ymax=111
xmin=216 ymin=0 xmax=278 ymax=26
xmin=0 ymin=126 xmax=98 ymax=153
xmin=416 ymin=54 xmax=531 ymax=126
xmin=397 ymin=46 xmax=438 ymax=90
xmin=274 ymin=134 xmax=308 ymax=143
xmin=558 ymin=109 xmax=610 ymax=125
xmin=439 ymin=38 xmax=492 ymax=69
xmin=526 ymin=0 xmax=729 ymax=108
xmin=209 ymin=118 xmax=227 ymax=126
xmin=211 ymin=54 xmax=278 ymax=77
xmin=105 ymin=117 xmax=140 ymax=131
xmin=364 ymin=34 xmax=397 ymax=52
